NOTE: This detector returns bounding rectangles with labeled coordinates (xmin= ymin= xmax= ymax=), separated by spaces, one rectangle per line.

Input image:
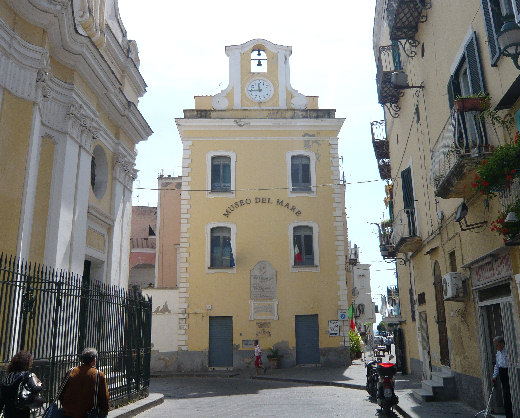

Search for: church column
xmin=106 ymin=153 xmax=135 ymax=287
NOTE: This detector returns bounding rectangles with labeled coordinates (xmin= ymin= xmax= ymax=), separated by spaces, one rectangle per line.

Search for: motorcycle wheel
xmin=383 ymin=405 xmax=392 ymax=416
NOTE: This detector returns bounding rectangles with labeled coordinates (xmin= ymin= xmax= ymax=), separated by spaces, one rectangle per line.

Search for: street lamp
xmin=498 ymin=21 xmax=520 ymax=70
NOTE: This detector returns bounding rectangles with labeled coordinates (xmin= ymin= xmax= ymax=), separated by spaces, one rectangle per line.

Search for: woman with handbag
xmin=58 ymin=348 xmax=109 ymax=418
xmin=0 ymin=350 xmax=44 ymax=418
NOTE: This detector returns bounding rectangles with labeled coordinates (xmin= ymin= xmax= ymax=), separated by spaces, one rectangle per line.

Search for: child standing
xmin=254 ymin=340 xmax=267 ymax=375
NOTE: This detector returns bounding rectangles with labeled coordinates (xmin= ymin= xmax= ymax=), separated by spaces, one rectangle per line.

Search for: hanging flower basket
xmin=454 ymin=96 xmax=490 ymax=113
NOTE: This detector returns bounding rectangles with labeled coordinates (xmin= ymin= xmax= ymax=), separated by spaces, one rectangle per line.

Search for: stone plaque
xmin=250 ymin=300 xmax=278 ymax=320
xmin=250 ymin=261 xmax=277 ymax=300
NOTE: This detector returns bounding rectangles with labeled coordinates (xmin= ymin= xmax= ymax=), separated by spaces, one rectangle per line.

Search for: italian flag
xmin=348 ymin=304 xmax=356 ymax=331
xmin=294 ymin=239 xmax=303 ymax=263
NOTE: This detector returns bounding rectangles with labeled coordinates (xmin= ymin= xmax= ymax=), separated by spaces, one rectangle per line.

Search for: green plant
xmin=472 ymin=132 xmax=520 ymax=196
xmin=490 ymin=199 xmax=520 ymax=242
xmin=267 ymin=347 xmax=282 ymax=359
xmin=349 ymin=330 xmax=362 ymax=356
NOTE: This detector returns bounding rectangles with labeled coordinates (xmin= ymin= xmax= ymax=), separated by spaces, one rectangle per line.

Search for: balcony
xmin=430 ymin=110 xmax=492 ymax=199
xmin=130 ymin=237 xmax=156 ymax=250
xmin=391 ymin=208 xmax=422 ymax=253
xmin=386 ymin=0 xmax=426 ymax=41
xmin=376 ymin=42 xmax=404 ymax=118
xmin=371 ymin=120 xmax=390 ymax=160
xmin=377 ymin=220 xmax=397 ymax=259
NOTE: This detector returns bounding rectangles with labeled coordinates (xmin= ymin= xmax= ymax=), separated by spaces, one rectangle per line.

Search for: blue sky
xmin=119 ymin=0 xmax=393 ymax=315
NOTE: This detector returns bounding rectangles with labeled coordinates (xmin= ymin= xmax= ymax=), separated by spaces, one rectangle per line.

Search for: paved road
xmin=137 ymin=376 xmax=399 ymax=417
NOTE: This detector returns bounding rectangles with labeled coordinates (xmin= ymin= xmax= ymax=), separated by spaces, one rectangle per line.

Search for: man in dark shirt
xmin=59 ymin=348 xmax=109 ymax=418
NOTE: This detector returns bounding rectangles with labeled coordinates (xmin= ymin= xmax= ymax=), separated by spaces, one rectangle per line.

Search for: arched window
xmin=251 ymin=49 xmax=267 ymax=72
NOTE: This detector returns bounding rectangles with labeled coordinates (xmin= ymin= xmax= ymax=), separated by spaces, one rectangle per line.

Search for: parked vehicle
xmin=365 ymin=359 xmax=379 ymax=398
xmin=376 ymin=362 xmax=399 ymax=415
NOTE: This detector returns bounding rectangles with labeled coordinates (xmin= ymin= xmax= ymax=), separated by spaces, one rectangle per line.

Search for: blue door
xmin=209 ymin=316 xmax=233 ymax=367
xmin=295 ymin=314 xmax=320 ymax=364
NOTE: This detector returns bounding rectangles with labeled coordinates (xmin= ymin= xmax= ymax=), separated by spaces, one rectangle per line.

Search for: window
xmin=287 ymin=151 xmax=316 ymax=196
xmin=210 ymin=227 xmax=234 ymax=268
xmin=290 ymin=221 xmax=319 ymax=271
xmin=91 ymin=145 xmax=108 ymax=199
xmin=401 ymin=167 xmax=417 ymax=236
xmin=481 ymin=0 xmax=520 ymax=66
xmin=251 ymin=49 xmax=267 ymax=72
xmin=206 ymin=151 xmax=236 ymax=197
xmin=447 ymin=32 xmax=487 ymax=149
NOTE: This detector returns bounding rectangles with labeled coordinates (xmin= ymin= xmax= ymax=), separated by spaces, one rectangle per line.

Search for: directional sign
xmin=338 ymin=310 xmax=348 ymax=321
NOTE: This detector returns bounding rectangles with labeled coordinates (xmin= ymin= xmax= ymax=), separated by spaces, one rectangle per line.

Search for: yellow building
xmin=174 ymin=39 xmax=350 ymax=371
xmin=373 ymin=0 xmax=520 ymax=413
xmin=0 ymin=0 xmax=151 ymax=284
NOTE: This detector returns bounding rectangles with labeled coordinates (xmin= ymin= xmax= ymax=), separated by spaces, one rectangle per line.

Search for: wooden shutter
xmin=481 ymin=0 xmax=501 ymax=66
xmin=465 ymin=32 xmax=485 ymax=95
xmin=401 ymin=167 xmax=415 ymax=210
xmin=513 ymin=0 xmax=520 ymax=24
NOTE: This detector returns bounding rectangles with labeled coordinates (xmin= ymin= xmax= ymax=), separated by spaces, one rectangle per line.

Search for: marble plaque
xmin=250 ymin=261 xmax=277 ymax=300
xmin=250 ymin=300 xmax=278 ymax=320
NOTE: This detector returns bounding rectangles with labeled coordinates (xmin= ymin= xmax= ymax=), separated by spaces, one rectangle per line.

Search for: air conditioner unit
xmin=442 ymin=272 xmax=466 ymax=301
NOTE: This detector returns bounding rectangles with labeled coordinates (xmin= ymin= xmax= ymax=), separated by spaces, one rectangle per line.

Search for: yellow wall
xmin=0 ymin=91 xmax=33 ymax=255
xmin=29 ymin=137 xmax=54 ymax=262
xmin=0 ymin=0 xmax=45 ymax=47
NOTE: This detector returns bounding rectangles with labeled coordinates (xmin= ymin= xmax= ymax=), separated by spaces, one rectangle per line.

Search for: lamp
xmin=505 ymin=211 xmax=519 ymax=223
xmin=455 ymin=202 xmax=487 ymax=231
xmin=497 ymin=21 xmax=520 ymax=70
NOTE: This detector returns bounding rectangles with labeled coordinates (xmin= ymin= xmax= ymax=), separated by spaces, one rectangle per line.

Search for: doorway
xmin=433 ymin=261 xmax=450 ymax=366
xmin=295 ymin=314 xmax=320 ymax=364
xmin=419 ymin=311 xmax=432 ymax=380
xmin=208 ymin=316 xmax=233 ymax=368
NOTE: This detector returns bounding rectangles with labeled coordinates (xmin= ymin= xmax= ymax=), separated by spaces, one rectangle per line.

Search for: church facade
xmin=174 ymin=39 xmax=350 ymax=371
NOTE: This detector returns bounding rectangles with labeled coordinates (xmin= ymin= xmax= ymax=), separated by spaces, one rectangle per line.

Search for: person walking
xmin=492 ymin=336 xmax=512 ymax=418
xmin=0 ymin=350 xmax=43 ymax=418
xmin=59 ymin=347 xmax=109 ymax=418
xmin=253 ymin=340 xmax=267 ymax=375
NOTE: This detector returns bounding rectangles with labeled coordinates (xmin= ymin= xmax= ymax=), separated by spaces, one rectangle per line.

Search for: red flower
xmin=499 ymin=218 xmax=505 ymax=225
xmin=511 ymin=169 xmax=516 ymax=174
xmin=482 ymin=159 xmax=487 ymax=165
xmin=482 ymin=180 xmax=489 ymax=187
xmin=474 ymin=173 xmax=479 ymax=180
xmin=506 ymin=175 xmax=513 ymax=182
xmin=472 ymin=182 xmax=477 ymax=188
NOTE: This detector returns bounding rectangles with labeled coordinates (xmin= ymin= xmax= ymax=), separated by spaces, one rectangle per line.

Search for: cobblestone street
xmin=136 ymin=376 xmax=385 ymax=418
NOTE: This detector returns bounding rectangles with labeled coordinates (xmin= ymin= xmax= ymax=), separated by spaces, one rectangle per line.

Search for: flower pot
xmin=268 ymin=357 xmax=281 ymax=369
xmin=356 ymin=351 xmax=362 ymax=359
xmin=454 ymin=97 xmax=489 ymax=112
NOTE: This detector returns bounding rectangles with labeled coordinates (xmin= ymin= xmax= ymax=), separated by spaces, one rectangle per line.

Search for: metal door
xmin=295 ymin=314 xmax=320 ymax=364
xmin=208 ymin=316 xmax=233 ymax=368
xmin=433 ymin=261 xmax=450 ymax=366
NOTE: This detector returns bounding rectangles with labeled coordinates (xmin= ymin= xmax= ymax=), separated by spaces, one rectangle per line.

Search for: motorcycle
xmin=376 ymin=362 xmax=399 ymax=415
xmin=365 ymin=359 xmax=379 ymax=398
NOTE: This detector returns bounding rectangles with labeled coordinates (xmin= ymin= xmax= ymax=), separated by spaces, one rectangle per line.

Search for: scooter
xmin=376 ymin=362 xmax=399 ymax=415
xmin=365 ymin=359 xmax=379 ymax=398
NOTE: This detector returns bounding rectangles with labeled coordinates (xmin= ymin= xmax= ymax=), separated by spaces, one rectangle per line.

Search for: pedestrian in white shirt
xmin=492 ymin=336 xmax=512 ymax=418
xmin=253 ymin=340 xmax=266 ymax=375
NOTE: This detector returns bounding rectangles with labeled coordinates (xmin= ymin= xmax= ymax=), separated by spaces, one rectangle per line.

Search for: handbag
xmin=42 ymin=368 xmax=73 ymax=418
xmin=84 ymin=370 xmax=100 ymax=418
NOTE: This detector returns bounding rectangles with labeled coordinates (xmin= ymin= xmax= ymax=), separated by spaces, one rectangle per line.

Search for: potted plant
xmin=349 ymin=330 xmax=362 ymax=359
xmin=472 ymin=132 xmax=520 ymax=196
xmin=267 ymin=347 xmax=282 ymax=369
xmin=490 ymin=199 xmax=520 ymax=242
xmin=454 ymin=92 xmax=490 ymax=112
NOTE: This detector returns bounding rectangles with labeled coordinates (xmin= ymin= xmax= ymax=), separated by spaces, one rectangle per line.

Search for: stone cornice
xmin=6 ymin=0 xmax=152 ymax=145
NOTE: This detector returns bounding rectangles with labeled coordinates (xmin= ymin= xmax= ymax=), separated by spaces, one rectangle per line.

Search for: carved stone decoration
xmin=114 ymin=152 xmax=137 ymax=189
xmin=36 ymin=69 xmax=51 ymax=101
xmin=73 ymin=0 xmax=106 ymax=48
xmin=66 ymin=103 xmax=99 ymax=152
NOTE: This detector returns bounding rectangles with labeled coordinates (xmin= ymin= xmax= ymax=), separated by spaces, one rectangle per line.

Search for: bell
xmin=257 ymin=59 xmax=262 ymax=67
xmin=505 ymin=211 xmax=519 ymax=223
xmin=257 ymin=49 xmax=262 ymax=56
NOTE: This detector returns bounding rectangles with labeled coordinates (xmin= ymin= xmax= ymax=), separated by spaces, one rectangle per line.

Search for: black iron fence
xmin=0 ymin=253 xmax=152 ymax=414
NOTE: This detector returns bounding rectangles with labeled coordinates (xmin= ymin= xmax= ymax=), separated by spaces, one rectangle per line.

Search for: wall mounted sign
xmin=222 ymin=196 xmax=302 ymax=218
xmin=250 ymin=300 xmax=278 ymax=320
xmin=473 ymin=254 xmax=513 ymax=288
xmin=328 ymin=320 xmax=340 ymax=336
xmin=242 ymin=340 xmax=255 ymax=348
xmin=338 ymin=310 xmax=348 ymax=321
xmin=250 ymin=261 xmax=277 ymax=300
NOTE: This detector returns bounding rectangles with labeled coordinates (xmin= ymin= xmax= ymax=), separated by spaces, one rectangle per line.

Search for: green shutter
xmin=401 ymin=167 xmax=414 ymax=210
xmin=481 ymin=0 xmax=501 ymax=66
xmin=515 ymin=0 xmax=520 ymax=23
xmin=465 ymin=32 xmax=485 ymax=95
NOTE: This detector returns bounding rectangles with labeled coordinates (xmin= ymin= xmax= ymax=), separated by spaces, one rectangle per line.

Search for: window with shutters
xmin=401 ymin=167 xmax=417 ymax=237
xmin=290 ymin=221 xmax=319 ymax=272
xmin=447 ymin=32 xmax=488 ymax=149
xmin=206 ymin=151 xmax=236 ymax=198
xmin=481 ymin=0 xmax=520 ymax=66
xmin=287 ymin=151 xmax=316 ymax=196
xmin=206 ymin=223 xmax=236 ymax=272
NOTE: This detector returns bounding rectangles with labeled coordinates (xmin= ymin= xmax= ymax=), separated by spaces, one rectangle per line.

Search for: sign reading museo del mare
xmin=250 ymin=261 xmax=278 ymax=320
xmin=250 ymin=261 xmax=277 ymax=300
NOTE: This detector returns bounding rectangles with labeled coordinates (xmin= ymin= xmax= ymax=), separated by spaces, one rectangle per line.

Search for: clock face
xmin=246 ymin=78 xmax=274 ymax=102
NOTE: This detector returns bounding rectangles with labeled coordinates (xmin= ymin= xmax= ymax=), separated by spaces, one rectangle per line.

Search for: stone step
xmin=431 ymin=371 xmax=454 ymax=385
xmin=420 ymin=375 xmax=458 ymax=401
xmin=412 ymin=387 xmax=435 ymax=403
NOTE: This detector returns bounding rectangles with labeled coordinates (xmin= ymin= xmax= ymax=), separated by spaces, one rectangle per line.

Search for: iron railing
xmin=498 ymin=176 xmax=520 ymax=212
xmin=0 ymin=253 xmax=152 ymax=415
xmin=391 ymin=208 xmax=420 ymax=251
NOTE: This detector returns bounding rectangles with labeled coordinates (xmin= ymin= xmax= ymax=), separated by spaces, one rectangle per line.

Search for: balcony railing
xmin=498 ymin=176 xmax=520 ymax=212
xmin=371 ymin=120 xmax=390 ymax=160
xmin=376 ymin=42 xmax=404 ymax=117
xmin=377 ymin=221 xmax=397 ymax=259
xmin=386 ymin=0 xmax=427 ymax=41
xmin=130 ymin=237 xmax=156 ymax=250
xmin=430 ymin=110 xmax=492 ymax=199
xmin=391 ymin=208 xmax=422 ymax=253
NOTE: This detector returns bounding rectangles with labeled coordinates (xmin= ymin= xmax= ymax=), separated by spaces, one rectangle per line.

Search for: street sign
xmin=329 ymin=320 xmax=340 ymax=336
xmin=338 ymin=310 xmax=348 ymax=321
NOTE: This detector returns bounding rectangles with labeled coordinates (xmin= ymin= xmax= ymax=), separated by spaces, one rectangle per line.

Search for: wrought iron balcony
xmin=430 ymin=110 xmax=492 ymax=199
xmin=371 ymin=120 xmax=390 ymax=160
xmin=377 ymin=221 xmax=397 ymax=259
xmin=378 ymin=160 xmax=392 ymax=180
xmin=391 ymin=208 xmax=422 ymax=253
xmin=386 ymin=0 xmax=427 ymax=42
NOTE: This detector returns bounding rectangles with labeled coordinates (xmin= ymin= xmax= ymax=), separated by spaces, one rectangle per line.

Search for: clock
xmin=246 ymin=78 xmax=274 ymax=102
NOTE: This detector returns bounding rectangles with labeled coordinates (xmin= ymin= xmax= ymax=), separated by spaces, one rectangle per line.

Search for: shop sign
xmin=222 ymin=196 xmax=302 ymax=218
xmin=474 ymin=254 xmax=513 ymax=287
